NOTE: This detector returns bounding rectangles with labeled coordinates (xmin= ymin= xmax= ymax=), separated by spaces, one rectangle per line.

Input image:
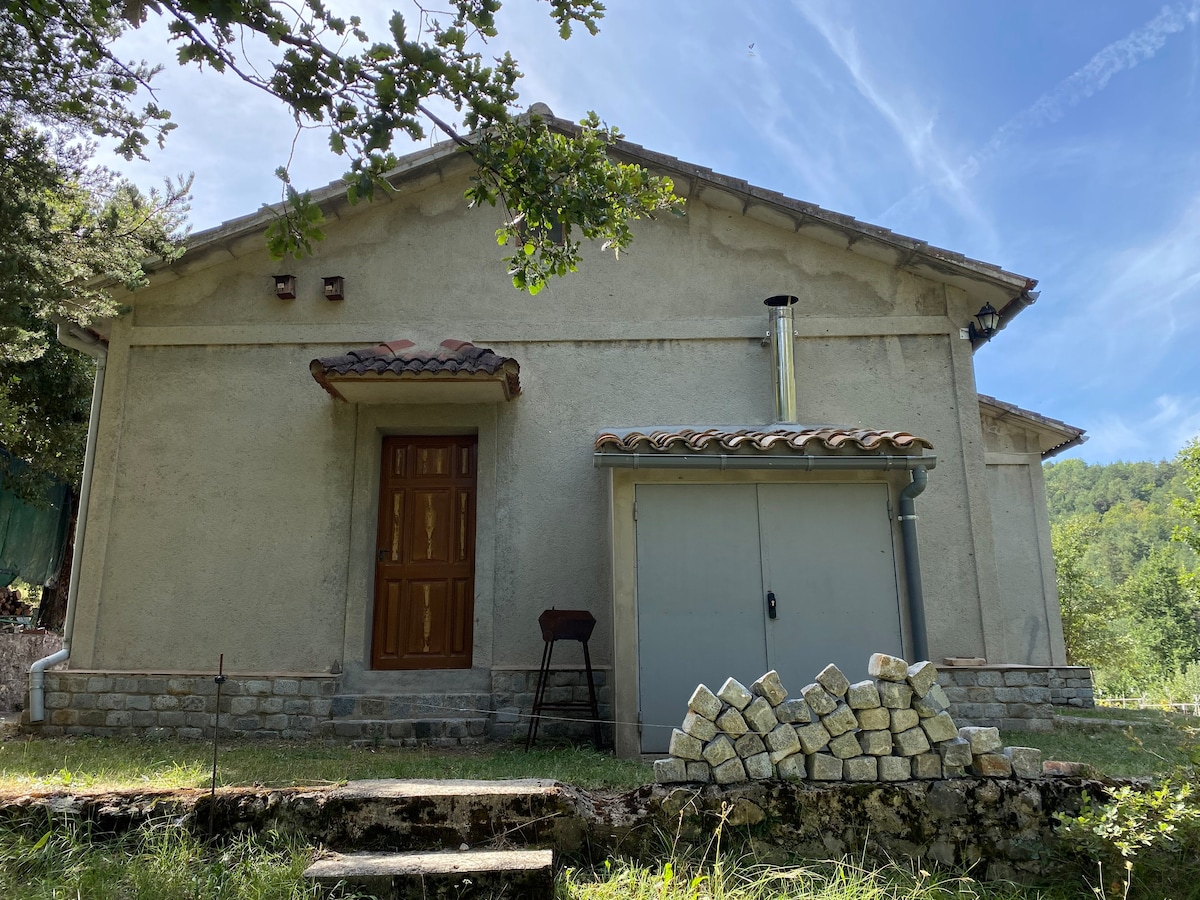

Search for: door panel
xmin=372 ymin=436 xmax=476 ymax=669
xmin=635 ymin=484 xmax=767 ymax=754
xmin=758 ymin=483 xmax=904 ymax=688
xmin=634 ymin=481 xmax=903 ymax=754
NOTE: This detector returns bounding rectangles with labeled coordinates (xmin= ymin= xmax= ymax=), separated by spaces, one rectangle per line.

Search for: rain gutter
xmin=593 ymin=453 xmax=936 ymax=471
xmin=28 ymin=321 xmax=107 ymax=722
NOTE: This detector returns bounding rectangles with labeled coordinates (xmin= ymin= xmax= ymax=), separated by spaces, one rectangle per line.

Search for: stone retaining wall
xmin=32 ymin=672 xmax=339 ymax=739
xmin=0 ymin=632 xmax=63 ymax=712
xmin=938 ymin=665 xmax=1094 ymax=734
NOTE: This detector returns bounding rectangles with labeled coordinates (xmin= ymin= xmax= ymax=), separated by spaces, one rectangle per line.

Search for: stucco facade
xmin=40 ymin=126 xmax=1083 ymax=750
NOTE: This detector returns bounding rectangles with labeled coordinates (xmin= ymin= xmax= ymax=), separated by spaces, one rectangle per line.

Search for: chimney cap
xmin=765 ymin=295 xmax=799 ymax=307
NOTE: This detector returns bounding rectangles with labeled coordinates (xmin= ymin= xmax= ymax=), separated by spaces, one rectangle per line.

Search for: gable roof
xmin=978 ymin=394 xmax=1087 ymax=459
xmin=159 ymin=108 xmax=1039 ymax=337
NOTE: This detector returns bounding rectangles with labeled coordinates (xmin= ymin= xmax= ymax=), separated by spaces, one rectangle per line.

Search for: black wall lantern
xmin=273 ymin=274 xmax=296 ymax=299
xmin=968 ymin=302 xmax=1000 ymax=342
xmin=323 ymin=276 xmax=345 ymax=301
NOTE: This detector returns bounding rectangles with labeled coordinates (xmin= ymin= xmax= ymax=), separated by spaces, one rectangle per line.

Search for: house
xmin=28 ymin=112 xmax=1085 ymax=756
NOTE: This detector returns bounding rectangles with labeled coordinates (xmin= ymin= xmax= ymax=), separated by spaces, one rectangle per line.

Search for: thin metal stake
xmin=209 ymin=654 xmax=226 ymax=834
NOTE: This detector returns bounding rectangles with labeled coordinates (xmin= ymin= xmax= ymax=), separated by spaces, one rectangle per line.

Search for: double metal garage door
xmin=635 ymin=482 xmax=904 ymax=753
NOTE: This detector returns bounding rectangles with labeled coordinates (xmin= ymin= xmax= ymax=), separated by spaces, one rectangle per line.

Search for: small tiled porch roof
xmin=594 ymin=426 xmax=933 ymax=455
xmin=310 ymin=339 xmax=521 ymax=403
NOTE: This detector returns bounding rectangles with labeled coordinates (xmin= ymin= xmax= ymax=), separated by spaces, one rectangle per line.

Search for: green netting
xmin=0 ymin=453 xmax=70 ymax=586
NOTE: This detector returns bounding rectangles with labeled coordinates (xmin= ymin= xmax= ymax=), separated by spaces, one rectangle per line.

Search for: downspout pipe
xmin=898 ymin=466 xmax=929 ymax=662
xmin=28 ymin=322 xmax=107 ymax=722
xmin=765 ymin=295 xmax=798 ymax=423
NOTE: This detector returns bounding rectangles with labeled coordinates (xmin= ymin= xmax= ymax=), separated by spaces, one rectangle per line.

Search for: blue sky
xmin=103 ymin=1 xmax=1200 ymax=464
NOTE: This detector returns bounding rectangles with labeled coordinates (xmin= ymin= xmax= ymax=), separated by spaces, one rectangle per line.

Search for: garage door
xmin=635 ymin=482 xmax=903 ymax=753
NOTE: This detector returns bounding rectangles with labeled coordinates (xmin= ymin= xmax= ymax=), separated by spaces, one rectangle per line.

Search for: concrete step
xmin=318 ymin=717 xmax=490 ymax=745
xmin=304 ymin=848 xmax=554 ymax=899
xmin=318 ymin=779 xmax=582 ymax=852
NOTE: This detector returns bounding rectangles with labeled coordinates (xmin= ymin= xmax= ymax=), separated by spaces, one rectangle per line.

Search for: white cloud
xmin=1077 ymin=395 xmax=1200 ymax=462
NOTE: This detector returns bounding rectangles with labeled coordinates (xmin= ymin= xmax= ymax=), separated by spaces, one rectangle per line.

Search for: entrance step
xmin=318 ymin=779 xmax=583 ymax=852
xmin=304 ymin=848 xmax=554 ymax=900
xmin=318 ymin=717 xmax=490 ymax=745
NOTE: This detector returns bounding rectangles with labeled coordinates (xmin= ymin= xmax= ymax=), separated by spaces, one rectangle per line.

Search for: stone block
xmin=775 ymin=698 xmax=812 ymax=724
xmin=816 ymin=664 xmax=850 ymax=698
xmin=685 ymin=762 xmax=712 ymax=783
xmin=44 ymin=692 xmax=70 ymax=709
xmin=878 ymin=681 xmax=913 ymax=709
xmin=687 ymin=684 xmax=722 ymax=721
xmin=764 ymin=723 xmax=800 ymax=761
xmin=1003 ymin=670 xmax=1031 ymax=686
xmin=273 ymin=679 xmax=300 ymax=695
xmin=713 ymin=757 xmax=748 ymax=785
xmin=131 ymin=711 xmax=158 ymax=727
xmin=244 ymin=679 xmax=272 ymax=695
xmin=859 ymin=729 xmax=892 ymax=756
xmin=284 ymin=699 xmax=311 ymax=716
xmin=959 ymin=726 xmax=1002 ymax=754
xmin=856 ymin=707 xmax=890 ymax=731
xmin=123 ymin=695 xmax=151 ymax=711
xmin=938 ymin=738 xmax=973 ymax=768
xmin=654 ymin=758 xmax=689 ymax=784
xmin=912 ymin=753 xmax=942 ymax=779
xmin=105 ymin=711 xmax=132 ymax=727
xmin=776 ymin=755 xmax=803 ymax=781
xmin=913 ymin=691 xmax=948 ymax=718
xmin=822 ymin=703 xmax=858 ymax=737
xmin=97 ymin=694 xmax=125 ymax=710
xmin=796 ymin=721 xmax=831 ymax=754
xmin=166 ymin=677 xmax=195 ymax=695
xmin=49 ymin=709 xmax=78 ymax=726
xmin=868 ymin=653 xmax=909 ymax=682
xmin=158 ymin=711 xmax=186 ymax=727
xmin=181 ymin=695 xmax=209 ymax=713
xmin=717 ymin=678 xmax=753 ymax=711
xmin=843 ymin=755 xmax=878 ymax=782
xmin=893 ymin=727 xmax=931 ymax=757
xmin=311 ymin=698 xmax=332 ymax=717
xmin=1005 ymin=746 xmax=1043 ymax=779
xmin=229 ymin=696 xmax=258 ymax=716
xmin=889 ymin=708 xmax=919 ymax=733
xmin=151 ymin=695 xmax=179 ymax=711
xmin=745 ymin=752 xmax=774 ymax=780
xmin=744 ymin=696 xmax=778 ymax=734
xmin=806 ymin=753 xmax=843 ymax=781
xmin=85 ymin=676 xmax=114 ymax=693
xmin=259 ymin=697 xmax=285 ymax=714
xmin=971 ymin=753 xmax=1013 ymax=778
xmin=829 ymin=732 xmax=862 ymax=759
xmin=1043 ymin=760 xmax=1090 ymax=777
xmin=1021 ymin=686 xmax=1051 ymax=704
xmin=801 ymin=683 xmax=837 ymax=716
xmin=906 ymin=661 xmax=939 ymax=697
xmin=715 ymin=707 xmax=748 ymax=737
xmin=943 ymin=764 xmax=966 ymax=778
xmin=78 ymin=710 xmax=107 ymax=727
xmin=734 ymin=732 xmax=766 ymax=759
xmin=976 ymin=671 xmax=1003 ymax=687
xmin=682 ymin=711 xmax=718 ymax=742
xmin=669 ymin=729 xmax=704 ymax=761
xmin=879 ymin=755 xmax=911 ymax=781
xmin=703 ymin=735 xmax=736 ymax=767
xmin=752 ymin=670 xmax=788 ymax=706
xmin=847 ymin=680 xmax=881 ymax=709
xmin=921 ymin=712 xmax=960 ymax=744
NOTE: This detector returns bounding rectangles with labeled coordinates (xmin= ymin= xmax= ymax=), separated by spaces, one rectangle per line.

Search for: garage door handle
xmin=766 ymin=591 xmax=777 ymax=619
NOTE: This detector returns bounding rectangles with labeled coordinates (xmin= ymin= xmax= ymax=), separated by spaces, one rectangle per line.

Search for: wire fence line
xmin=1097 ymin=696 xmax=1200 ymax=716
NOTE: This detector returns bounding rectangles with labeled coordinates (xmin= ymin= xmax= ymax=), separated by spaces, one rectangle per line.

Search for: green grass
xmin=0 ymin=736 xmax=652 ymax=794
xmin=1003 ymin=707 xmax=1199 ymax=778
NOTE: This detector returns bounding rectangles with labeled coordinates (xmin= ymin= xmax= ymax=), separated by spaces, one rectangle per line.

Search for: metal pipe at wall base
xmin=594 ymin=452 xmax=937 ymax=471
xmin=28 ymin=322 xmax=107 ymax=723
xmin=898 ymin=466 xmax=929 ymax=662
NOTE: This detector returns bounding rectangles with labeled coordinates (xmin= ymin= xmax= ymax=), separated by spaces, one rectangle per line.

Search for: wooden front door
xmin=372 ymin=436 xmax=476 ymax=669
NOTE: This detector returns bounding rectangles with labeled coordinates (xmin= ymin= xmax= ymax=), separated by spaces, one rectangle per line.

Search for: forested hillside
xmin=1045 ymin=442 xmax=1200 ymax=697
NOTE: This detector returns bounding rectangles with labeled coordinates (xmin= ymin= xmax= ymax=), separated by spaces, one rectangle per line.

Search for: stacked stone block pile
xmin=654 ymin=653 xmax=1043 ymax=785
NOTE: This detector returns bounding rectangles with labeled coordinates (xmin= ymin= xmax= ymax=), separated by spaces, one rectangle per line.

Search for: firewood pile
xmin=0 ymin=587 xmax=32 ymax=617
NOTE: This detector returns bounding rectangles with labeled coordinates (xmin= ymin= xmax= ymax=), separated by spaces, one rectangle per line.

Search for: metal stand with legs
xmin=526 ymin=609 xmax=604 ymax=750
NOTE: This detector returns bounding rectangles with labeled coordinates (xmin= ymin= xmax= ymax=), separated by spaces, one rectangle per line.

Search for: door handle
xmin=766 ymin=591 xmax=777 ymax=619
xmin=377 ymin=549 xmax=387 ymax=561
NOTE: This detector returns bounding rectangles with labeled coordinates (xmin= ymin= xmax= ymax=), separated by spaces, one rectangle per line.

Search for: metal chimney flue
xmin=765 ymin=295 xmax=799 ymax=423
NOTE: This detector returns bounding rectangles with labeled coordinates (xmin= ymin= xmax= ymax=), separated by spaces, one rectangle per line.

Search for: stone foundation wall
xmin=0 ymin=632 xmax=64 ymax=712
xmin=939 ymin=666 xmax=1093 ymax=733
xmin=490 ymin=668 xmax=613 ymax=743
xmin=31 ymin=672 xmax=339 ymax=739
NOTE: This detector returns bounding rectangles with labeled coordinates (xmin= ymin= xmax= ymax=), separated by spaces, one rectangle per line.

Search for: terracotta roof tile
xmin=594 ymin=426 xmax=933 ymax=455
xmin=310 ymin=339 xmax=521 ymax=401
